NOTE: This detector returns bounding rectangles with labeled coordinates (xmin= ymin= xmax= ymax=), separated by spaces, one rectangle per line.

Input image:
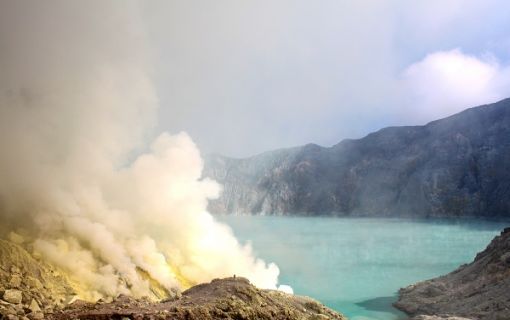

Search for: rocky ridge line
xmin=204 ymin=98 xmax=510 ymax=217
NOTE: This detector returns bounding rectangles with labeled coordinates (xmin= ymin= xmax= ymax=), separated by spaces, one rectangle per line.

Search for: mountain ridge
xmin=203 ymin=98 xmax=510 ymax=217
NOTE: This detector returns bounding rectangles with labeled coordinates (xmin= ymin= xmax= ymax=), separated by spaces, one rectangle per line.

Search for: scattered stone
xmin=25 ymin=278 xmax=42 ymax=291
xmin=27 ymin=312 xmax=44 ymax=320
xmin=16 ymin=308 xmax=25 ymax=316
xmin=3 ymin=289 xmax=23 ymax=304
xmin=29 ymin=299 xmax=40 ymax=313
xmin=9 ymin=275 xmax=22 ymax=288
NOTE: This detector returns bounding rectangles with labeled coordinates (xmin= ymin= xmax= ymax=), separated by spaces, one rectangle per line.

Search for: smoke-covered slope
xmin=0 ymin=239 xmax=75 ymax=319
xmin=204 ymin=98 xmax=510 ymax=217
xmin=0 ymin=1 xmax=280 ymax=300
xmin=0 ymin=240 xmax=346 ymax=320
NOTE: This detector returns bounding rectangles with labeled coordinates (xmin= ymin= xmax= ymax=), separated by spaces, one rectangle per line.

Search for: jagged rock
xmin=9 ymin=275 xmax=22 ymax=288
xmin=395 ymin=228 xmax=510 ymax=320
xmin=50 ymin=277 xmax=346 ymax=320
xmin=3 ymin=289 xmax=22 ymax=304
xmin=499 ymin=252 xmax=510 ymax=265
xmin=0 ymin=239 xmax=76 ymax=315
xmin=63 ymin=295 xmax=78 ymax=305
xmin=2 ymin=304 xmax=17 ymax=315
xmin=29 ymin=300 xmax=40 ymax=313
xmin=25 ymin=278 xmax=42 ymax=291
xmin=204 ymin=98 xmax=510 ymax=217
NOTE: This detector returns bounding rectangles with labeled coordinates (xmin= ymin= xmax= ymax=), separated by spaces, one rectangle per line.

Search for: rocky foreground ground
xmin=0 ymin=239 xmax=76 ymax=320
xmin=0 ymin=239 xmax=345 ymax=320
xmin=395 ymin=227 xmax=510 ymax=320
xmin=49 ymin=277 xmax=346 ymax=320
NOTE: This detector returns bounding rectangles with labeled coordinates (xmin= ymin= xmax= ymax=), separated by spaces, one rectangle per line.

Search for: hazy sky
xmin=136 ymin=1 xmax=510 ymax=157
xmin=5 ymin=1 xmax=510 ymax=158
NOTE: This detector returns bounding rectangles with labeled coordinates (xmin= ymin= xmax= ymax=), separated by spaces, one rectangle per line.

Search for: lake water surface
xmin=217 ymin=216 xmax=509 ymax=320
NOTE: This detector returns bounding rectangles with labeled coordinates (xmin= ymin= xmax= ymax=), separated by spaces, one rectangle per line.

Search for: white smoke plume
xmin=0 ymin=1 xmax=279 ymax=300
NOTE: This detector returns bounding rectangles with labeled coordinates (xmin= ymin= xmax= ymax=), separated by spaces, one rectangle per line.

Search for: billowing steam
xmin=0 ymin=1 xmax=279 ymax=300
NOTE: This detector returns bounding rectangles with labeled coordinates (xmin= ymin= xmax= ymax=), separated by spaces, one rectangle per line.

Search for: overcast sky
xmin=136 ymin=1 xmax=510 ymax=157
xmin=5 ymin=1 xmax=509 ymax=158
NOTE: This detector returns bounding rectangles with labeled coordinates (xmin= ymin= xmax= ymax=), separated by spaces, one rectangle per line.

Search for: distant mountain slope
xmin=203 ymin=98 xmax=510 ymax=217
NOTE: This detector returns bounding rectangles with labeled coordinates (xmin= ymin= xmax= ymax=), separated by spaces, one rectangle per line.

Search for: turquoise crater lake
xmin=217 ymin=216 xmax=509 ymax=320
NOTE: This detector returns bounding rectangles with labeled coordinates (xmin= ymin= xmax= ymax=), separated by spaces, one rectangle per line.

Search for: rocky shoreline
xmin=395 ymin=228 xmax=510 ymax=320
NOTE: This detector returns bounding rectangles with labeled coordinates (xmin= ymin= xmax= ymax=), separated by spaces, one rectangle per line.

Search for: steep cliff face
xmin=204 ymin=98 xmax=510 ymax=217
xmin=395 ymin=227 xmax=510 ymax=320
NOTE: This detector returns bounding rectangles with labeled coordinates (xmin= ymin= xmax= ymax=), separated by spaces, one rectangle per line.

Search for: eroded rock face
xmin=395 ymin=227 xmax=510 ymax=320
xmin=50 ymin=277 xmax=347 ymax=320
xmin=204 ymin=98 xmax=510 ymax=217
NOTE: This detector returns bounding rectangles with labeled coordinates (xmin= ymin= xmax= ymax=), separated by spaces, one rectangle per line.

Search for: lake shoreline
xmin=219 ymin=216 xmax=509 ymax=320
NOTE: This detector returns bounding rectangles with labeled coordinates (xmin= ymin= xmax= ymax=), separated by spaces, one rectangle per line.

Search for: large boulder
xmin=3 ymin=289 xmax=22 ymax=304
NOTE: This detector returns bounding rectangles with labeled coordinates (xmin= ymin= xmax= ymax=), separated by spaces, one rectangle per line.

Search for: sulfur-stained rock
xmin=9 ymin=275 xmax=22 ymax=288
xmin=3 ymin=289 xmax=22 ymax=304
xmin=25 ymin=278 xmax=42 ymax=291
xmin=29 ymin=300 xmax=40 ymax=313
xmin=27 ymin=312 xmax=44 ymax=320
